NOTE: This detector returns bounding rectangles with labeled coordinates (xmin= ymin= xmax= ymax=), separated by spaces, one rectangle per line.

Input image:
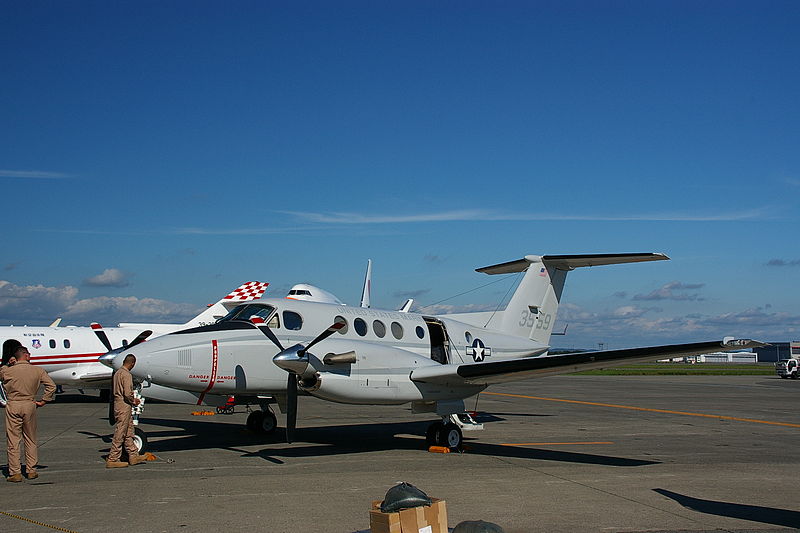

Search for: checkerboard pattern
xmin=222 ymin=281 xmax=269 ymax=301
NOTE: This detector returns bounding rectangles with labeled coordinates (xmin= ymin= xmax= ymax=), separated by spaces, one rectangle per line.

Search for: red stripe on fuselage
xmin=32 ymin=359 xmax=101 ymax=366
xmin=30 ymin=352 xmax=104 ymax=362
xmin=197 ymin=340 xmax=219 ymax=405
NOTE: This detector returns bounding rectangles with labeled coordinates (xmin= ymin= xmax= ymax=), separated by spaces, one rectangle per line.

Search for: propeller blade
xmin=286 ymin=375 xmax=297 ymax=444
xmin=127 ymin=330 xmax=153 ymax=348
xmin=91 ymin=323 xmax=112 ymax=352
xmin=250 ymin=317 xmax=285 ymax=351
xmin=300 ymin=319 xmax=347 ymax=356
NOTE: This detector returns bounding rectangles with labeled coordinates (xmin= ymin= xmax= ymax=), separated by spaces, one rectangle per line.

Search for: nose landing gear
xmin=246 ymin=406 xmax=278 ymax=435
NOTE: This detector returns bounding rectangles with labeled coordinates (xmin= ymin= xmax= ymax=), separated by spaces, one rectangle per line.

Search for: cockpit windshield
xmin=219 ymin=303 xmax=276 ymax=323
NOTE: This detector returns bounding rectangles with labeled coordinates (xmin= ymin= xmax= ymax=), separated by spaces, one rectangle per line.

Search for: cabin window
xmin=465 ymin=332 xmax=472 ymax=344
xmin=373 ymin=320 xmax=386 ymax=338
xmin=391 ymin=322 xmax=403 ymax=340
xmin=49 ymin=339 xmax=56 ymax=349
xmin=122 ymin=339 xmax=128 ymax=347
xmin=415 ymin=326 xmax=425 ymax=339
xmin=334 ymin=316 xmax=348 ymax=334
xmin=354 ymin=318 xmax=367 ymax=336
xmin=282 ymin=311 xmax=303 ymax=331
xmin=64 ymin=339 xmax=71 ymax=349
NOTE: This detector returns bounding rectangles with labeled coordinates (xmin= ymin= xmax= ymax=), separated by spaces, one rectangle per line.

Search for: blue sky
xmin=1 ymin=1 xmax=798 ymax=348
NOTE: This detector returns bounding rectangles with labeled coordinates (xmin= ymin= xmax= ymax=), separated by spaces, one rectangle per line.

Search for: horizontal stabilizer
xmin=411 ymin=339 xmax=765 ymax=386
xmin=477 ymin=253 xmax=669 ymax=274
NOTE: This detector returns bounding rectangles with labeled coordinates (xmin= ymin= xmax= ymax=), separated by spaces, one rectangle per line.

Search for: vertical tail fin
xmin=185 ymin=281 xmax=269 ymax=327
xmin=360 ymin=259 xmax=372 ymax=308
xmin=477 ymin=253 xmax=668 ymax=346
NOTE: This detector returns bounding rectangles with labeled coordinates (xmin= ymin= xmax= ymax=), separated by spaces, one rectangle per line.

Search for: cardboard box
xmin=369 ymin=498 xmax=447 ymax=533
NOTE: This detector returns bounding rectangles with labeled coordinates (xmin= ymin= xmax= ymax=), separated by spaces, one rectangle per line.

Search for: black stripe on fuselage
xmin=171 ymin=321 xmax=256 ymax=335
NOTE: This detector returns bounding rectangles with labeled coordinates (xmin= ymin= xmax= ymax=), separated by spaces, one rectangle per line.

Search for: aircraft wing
xmin=73 ymin=372 xmax=113 ymax=384
xmin=410 ymin=339 xmax=766 ymax=386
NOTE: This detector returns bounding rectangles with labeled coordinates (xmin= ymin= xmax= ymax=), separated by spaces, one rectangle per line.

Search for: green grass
xmin=572 ymin=363 xmax=776 ymax=376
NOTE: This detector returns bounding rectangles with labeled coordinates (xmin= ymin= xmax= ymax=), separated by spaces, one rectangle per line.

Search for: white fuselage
xmin=0 ymin=324 xmax=180 ymax=386
xmin=121 ymin=298 xmax=548 ymax=405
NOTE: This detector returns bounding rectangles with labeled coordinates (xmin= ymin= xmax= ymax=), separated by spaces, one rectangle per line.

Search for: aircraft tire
xmin=438 ymin=423 xmax=462 ymax=450
xmin=260 ymin=410 xmax=277 ymax=434
xmin=133 ymin=427 xmax=148 ymax=454
xmin=426 ymin=421 xmax=444 ymax=446
xmin=246 ymin=411 xmax=265 ymax=433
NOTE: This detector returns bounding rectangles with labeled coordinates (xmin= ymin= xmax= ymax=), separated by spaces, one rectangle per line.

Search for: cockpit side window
xmin=220 ymin=303 xmax=276 ymax=323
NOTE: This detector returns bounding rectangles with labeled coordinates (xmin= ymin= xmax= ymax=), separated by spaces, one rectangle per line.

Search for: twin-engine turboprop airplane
xmin=100 ymin=253 xmax=764 ymax=450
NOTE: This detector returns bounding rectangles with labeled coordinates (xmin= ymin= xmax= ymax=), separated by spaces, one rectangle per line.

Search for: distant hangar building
xmin=753 ymin=341 xmax=800 ymax=362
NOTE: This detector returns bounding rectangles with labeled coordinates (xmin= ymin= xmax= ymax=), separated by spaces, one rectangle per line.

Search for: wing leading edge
xmin=410 ymin=339 xmax=766 ymax=386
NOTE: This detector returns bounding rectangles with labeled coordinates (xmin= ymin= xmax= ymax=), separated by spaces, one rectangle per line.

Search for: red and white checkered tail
xmin=222 ymin=281 xmax=269 ymax=302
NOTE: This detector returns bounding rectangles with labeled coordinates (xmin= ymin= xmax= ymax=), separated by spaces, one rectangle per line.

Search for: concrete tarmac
xmin=2 ymin=375 xmax=800 ymax=533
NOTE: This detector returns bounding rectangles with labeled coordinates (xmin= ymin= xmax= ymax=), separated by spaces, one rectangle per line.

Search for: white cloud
xmin=84 ymin=268 xmax=130 ymax=288
xmin=0 ymin=281 xmax=79 ymax=321
xmin=65 ymin=296 xmax=200 ymax=324
xmin=0 ymin=169 xmax=72 ymax=179
xmin=554 ymin=302 xmax=799 ymax=347
xmin=282 ymin=208 xmax=768 ymax=225
xmin=633 ymin=281 xmax=705 ymax=301
xmin=0 ymin=280 xmax=201 ymax=326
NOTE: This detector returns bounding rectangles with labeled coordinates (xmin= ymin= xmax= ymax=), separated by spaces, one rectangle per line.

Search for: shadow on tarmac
xmin=654 ymin=488 xmax=800 ymax=528
xmin=112 ymin=416 xmax=658 ymax=468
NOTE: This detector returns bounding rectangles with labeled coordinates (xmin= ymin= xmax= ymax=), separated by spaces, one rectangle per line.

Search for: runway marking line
xmin=0 ymin=510 xmax=80 ymax=533
xmin=502 ymin=441 xmax=613 ymax=446
xmin=483 ymin=391 xmax=800 ymax=428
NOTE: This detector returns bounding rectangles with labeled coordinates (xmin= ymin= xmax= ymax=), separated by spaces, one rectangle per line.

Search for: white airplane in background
xmin=1 ymin=281 xmax=269 ymax=390
xmin=100 ymin=252 xmax=764 ymax=450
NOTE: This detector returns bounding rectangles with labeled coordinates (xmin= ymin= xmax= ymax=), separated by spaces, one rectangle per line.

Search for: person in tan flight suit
xmin=106 ymin=354 xmax=146 ymax=468
xmin=0 ymin=346 xmax=56 ymax=482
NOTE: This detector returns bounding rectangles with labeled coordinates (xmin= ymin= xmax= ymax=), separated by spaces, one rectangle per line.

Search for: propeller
xmin=95 ymin=325 xmax=153 ymax=368
xmin=250 ymin=316 xmax=346 ymax=443
xmin=91 ymin=322 xmax=112 ymax=352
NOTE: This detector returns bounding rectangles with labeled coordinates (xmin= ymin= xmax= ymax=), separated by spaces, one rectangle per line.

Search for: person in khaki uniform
xmin=0 ymin=346 xmax=56 ymax=482
xmin=107 ymin=354 xmax=145 ymax=468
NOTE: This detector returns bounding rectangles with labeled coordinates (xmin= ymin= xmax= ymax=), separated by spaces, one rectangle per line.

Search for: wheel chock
xmin=428 ymin=446 xmax=451 ymax=453
xmin=143 ymin=452 xmax=159 ymax=461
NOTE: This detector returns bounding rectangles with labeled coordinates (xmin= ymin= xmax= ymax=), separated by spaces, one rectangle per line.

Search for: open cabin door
xmin=423 ymin=317 xmax=450 ymax=364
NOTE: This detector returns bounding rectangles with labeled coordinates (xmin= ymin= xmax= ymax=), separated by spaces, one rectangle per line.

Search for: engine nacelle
xmin=300 ymin=339 xmax=483 ymax=405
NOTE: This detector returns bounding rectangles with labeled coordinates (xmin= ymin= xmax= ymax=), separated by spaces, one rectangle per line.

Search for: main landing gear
xmin=246 ymin=406 xmax=278 ymax=435
xmin=425 ymin=412 xmax=483 ymax=451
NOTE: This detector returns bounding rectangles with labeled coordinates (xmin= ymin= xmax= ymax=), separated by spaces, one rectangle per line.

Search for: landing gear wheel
xmin=133 ymin=427 xmax=148 ymax=454
xmin=259 ymin=410 xmax=277 ymax=434
xmin=246 ymin=410 xmax=277 ymax=435
xmin=246 ymin=411 xmax=264 ymax=432
xmin=426 ymin=421 xmax=444 ymax=446
xmin=438 ymin=423 xmax=462 ymax=450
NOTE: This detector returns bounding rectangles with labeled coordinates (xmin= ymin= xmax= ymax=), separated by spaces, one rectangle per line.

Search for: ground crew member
xmin=106 ymin=354 xmax=145 ymax=468
xmin=0 ymin=346 xmax=56 ymax=482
